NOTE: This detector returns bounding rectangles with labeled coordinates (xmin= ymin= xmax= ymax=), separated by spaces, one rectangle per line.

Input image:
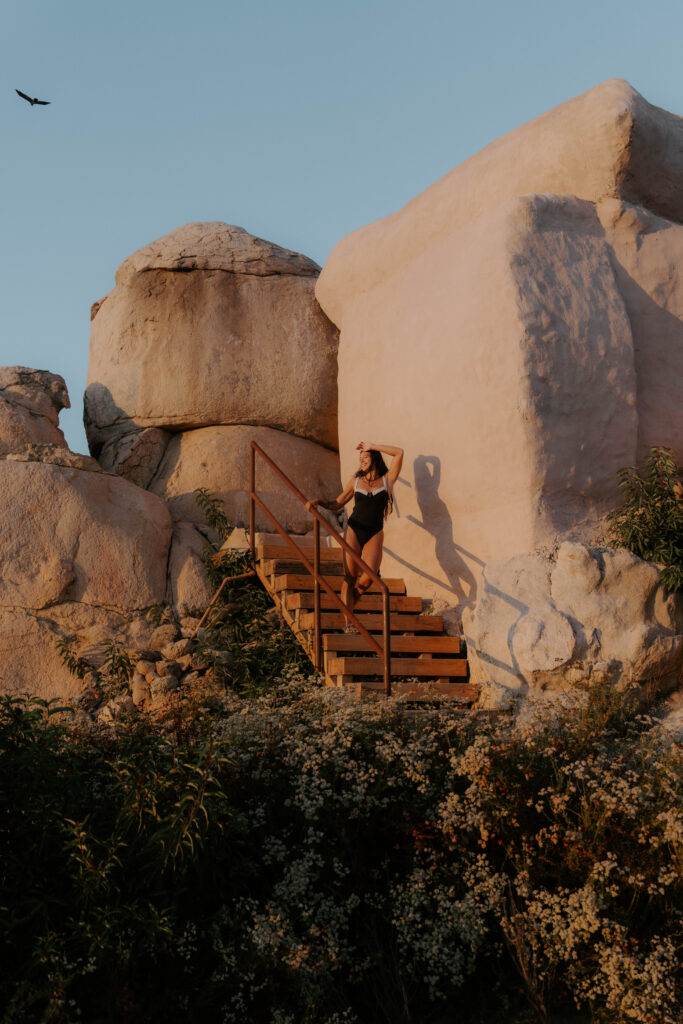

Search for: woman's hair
xmin=355 ymin=449 xmax=393 ymax=519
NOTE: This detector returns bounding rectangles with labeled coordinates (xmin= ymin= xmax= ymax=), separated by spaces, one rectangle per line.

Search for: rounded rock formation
xmin=0 ymin=366 xmax=69 ymax=455
xmin=315 ymin=80 xmax=683 ymax=628
xmin=85 ymin=222 xmax=340 ymax=465
xmin=149 ymin=424 xmax=342 ymax=535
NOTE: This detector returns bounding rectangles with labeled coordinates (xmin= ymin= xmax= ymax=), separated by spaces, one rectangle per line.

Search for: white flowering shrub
xmin=1 ymin=678 xmax=680 ymax=1024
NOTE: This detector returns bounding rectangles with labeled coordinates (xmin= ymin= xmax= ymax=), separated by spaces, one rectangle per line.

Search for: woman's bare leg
xmin=355 ymin=531 xmax=384 ymax=599
xmin=342 ymin=526 xmax=362 ymax=629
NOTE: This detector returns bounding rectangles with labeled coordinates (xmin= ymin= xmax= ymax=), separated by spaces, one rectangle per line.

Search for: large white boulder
xmin=0 ymin=453 xmax=172 ymax=609
xmin=0 ymin=448 xmax=176 ymax=700
xmin=597 ymin=199 xmax=683 ymax=463
xmin=463 ymin=542 xmax=683 ymax=707
xmin=315 ymin=80 xmax=683 ymax=623
xmin=85 ymin=223 xmax=340 ymax=463
xmin=165 ymin=520 xmax=215 ymax=617
xmin=149 ymin=424 xmax=342 ymax=535
xmin=317 ymin=79 xmax=683 ymax=325
xmin=0 ymin=366 xmax=69 ymax=454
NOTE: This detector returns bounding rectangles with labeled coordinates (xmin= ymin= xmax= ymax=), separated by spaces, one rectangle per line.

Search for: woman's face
xmin=359 ymin=450 xmax=371 ymax=472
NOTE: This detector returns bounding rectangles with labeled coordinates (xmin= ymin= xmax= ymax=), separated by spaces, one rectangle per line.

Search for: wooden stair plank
xmin=271 ymin=574 xmax=406 ymax=595
xmin=326 ymin=656 xmax=468 ymax=678
xmin=262 ymin=558 xmax=347 ymax=576
xmin=257 ymin=544 xmax=343 ymax=562
xmin=298 ymin=612 xmax=443 ymax=633
xmin=323 ymin=634 xmax=461 ymax=654
xmin=285 ymin=592 xmax=422 ymax=613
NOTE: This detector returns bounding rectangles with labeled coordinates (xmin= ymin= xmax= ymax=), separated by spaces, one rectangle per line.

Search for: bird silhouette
xmin=16 ymin=89 xmax=50 ymax=106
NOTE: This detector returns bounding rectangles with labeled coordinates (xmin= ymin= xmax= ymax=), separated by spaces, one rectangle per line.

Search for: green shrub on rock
xmin=608 ymin=446 xmax=683 ymax=592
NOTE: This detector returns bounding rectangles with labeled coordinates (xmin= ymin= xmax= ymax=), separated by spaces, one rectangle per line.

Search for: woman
xmin=307 ymin=441 xmax=403 ymax=631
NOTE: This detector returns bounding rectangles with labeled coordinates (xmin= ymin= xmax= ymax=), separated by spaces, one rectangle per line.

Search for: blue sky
xmin=3 ymin=0 xmax=683 ymax=453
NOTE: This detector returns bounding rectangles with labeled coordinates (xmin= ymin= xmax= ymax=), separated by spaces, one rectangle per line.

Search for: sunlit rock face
xmin=0 ymin=366 xmax=70 ymax=455
xmin=0 ymin=372 xmax=175 ymax=700
xmin=316 ymin=80 xmax=683 ymax=636
xmin=463 ymin=543 xmax=683 ymax=708
xmin=148 ymin=424 xmax=341 ymax=535
xmin=85 ymin=222 xmax=340 ymax=458
xmin=85 ymin=222 xmax=342 ymax=531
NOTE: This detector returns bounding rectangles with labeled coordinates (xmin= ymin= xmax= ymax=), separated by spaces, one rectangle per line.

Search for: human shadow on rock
xmin=385 ymin=454 xmax=479 ymax=617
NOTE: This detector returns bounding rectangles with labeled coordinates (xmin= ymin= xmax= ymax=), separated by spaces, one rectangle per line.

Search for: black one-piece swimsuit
xmin=347 ymin=475 xmax=389 ymax=548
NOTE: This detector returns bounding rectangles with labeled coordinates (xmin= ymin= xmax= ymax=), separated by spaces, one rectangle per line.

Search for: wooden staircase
xmin=253 ymin=533 xmax=479 ymax=703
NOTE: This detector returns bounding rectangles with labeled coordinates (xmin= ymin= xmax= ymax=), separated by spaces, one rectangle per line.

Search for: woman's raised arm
xmin=359 ymin=441 xmax=404 ymax=487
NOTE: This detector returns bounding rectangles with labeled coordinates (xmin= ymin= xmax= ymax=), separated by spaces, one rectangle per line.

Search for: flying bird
xmin=16 ymin=89 xmax=50 ymax=106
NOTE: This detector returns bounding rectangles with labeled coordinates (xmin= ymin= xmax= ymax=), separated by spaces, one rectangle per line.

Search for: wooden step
xmin=271 ymin=574 xmax=406 ymax=595
xmin=257 ymin=544 xmax=343 ymax=563
xmin=262 ymin=558 xmax=346 ymax=576
xmin=323 ymin=634 xmax=461 ymax=654
xmin=351 ymin=681 xmax=480 ymax=702
xmin=286 ymin=592 xmax=422 ymax=613
xmin=326 ymin=656 xmax=468 ymax=678
xmin=298 ymin=612 xmax=443 ymax=633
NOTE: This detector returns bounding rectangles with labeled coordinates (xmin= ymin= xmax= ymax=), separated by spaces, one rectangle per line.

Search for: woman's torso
xmin=349 ymin=474 xmax=390 ymax=532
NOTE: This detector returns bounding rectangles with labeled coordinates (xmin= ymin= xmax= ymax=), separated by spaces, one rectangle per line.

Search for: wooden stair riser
xmin=257 ymin=544 xmax=343 ymax=563
xmin=297 ymin=612 xmax=444 ymax=633
xmin=285 ymin=592 xmax=422 ymax=613
xmin=271 ymin=574 xmax=406 ymax=595
xmin=325 ymin=656 xmax=468 ymax=678
xmin=322 ymin=635 xmax=461 ymax=654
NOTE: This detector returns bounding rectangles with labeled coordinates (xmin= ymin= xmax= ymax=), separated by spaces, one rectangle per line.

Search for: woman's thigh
xmin=360 ymin=530 xmax=384 ymax=574
xmin=344 ymin=525 xmax=362 ymax=580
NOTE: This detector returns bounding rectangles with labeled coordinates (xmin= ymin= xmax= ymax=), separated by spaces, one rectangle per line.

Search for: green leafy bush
xmin=1 ymin=682 xmax=680 ymax=1024
xmin=608 ymin=446 xmax=683 ymax=592
xmin=194 ymin=487 xmax=231 ymax=542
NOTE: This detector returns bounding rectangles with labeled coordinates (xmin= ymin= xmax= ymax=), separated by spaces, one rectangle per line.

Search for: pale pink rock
xmin=463 ymin=543 xmax=683 ymax=704
xmin=0 ymin=602 xmax=143 ymax=700
xmin=317 ymin=79 xmax=683 ymax=325
xmin=0 ymin=366 xmax=69 ymax=454
xmin=166 ymin=520 xmax=215 ymax=617
xmin=0 ymin=458 xmax=171 ymax=610
xmin=596 ymin=200 xmax=683 ymax=464
xmin=99 ymin=427 xmax=171 ymax=487
xmin=324 ymin=194 xmax=637 ymax=614
xmin=85 ymin=223 xmax=339 ymax=460
xmin=315 ymin=80 xmax=683 ymax=624
xmin=149 ymin=424 xmax=342 ymax=534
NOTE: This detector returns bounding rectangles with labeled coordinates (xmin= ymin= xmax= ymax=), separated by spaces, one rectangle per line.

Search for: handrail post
xmin=313 ymin=517 xmax=321 ymax=672
xmin=249 ymin=443 xmax=256 ymax=563
xmin=382 ymin=586 xmax=391 ymax=697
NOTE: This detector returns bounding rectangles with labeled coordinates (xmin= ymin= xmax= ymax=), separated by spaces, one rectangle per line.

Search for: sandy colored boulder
xmin=317 ymin=79 xmax=683 ymax=325
xmin=85 ymin=223 xmax=339 ymax=459
xmin=596 ymin=199 xmax=683 ymax=464
xmin=0 ymin=366 xmax=69 ymax=455
xmin=149 ymin=424 xmax=342 ymax=534
xmin=166 ymin=520 xmax=215 ymax=616
xmin=463 ymin=543 xmax=683 ymax=706
xmin=0 ymin=602 xmax=147 ymax=700
xmin=99 ymin=426 xmax=171 ymax=487
xmin=315 ymin=81 xmax=683 ymax=622
xmin=324 ymin=193 xmax=637 ymax=614
xmin=0 ymin=457 xmax=171 ymax=610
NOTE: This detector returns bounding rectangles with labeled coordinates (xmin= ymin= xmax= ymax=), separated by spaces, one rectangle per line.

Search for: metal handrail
xmin=249 ymin=440 xmax=392 ymax=695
